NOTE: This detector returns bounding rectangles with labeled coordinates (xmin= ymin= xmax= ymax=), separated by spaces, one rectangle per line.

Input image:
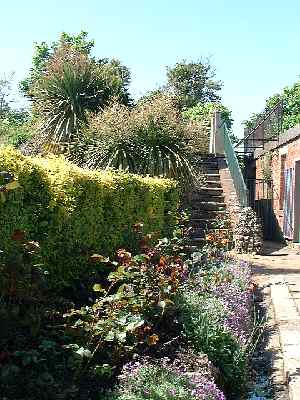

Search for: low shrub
xmin=0 ymin=146 xmax=179 ymax=289
xmin=109 ymin=359 xmax=225 ymax=400
xmin=62 ymin=241 xmax=189 ymax=373
xmin=0 ymin=110 xmax=34 ymax=148
xmin=178 ymin=261 xmax=252 ymax=396
xmin=78 ymin=94 xmax=200 ymax=187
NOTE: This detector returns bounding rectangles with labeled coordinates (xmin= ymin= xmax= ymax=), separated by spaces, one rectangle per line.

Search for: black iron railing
xmin=235 ymin=100 xmax=284 ymax=156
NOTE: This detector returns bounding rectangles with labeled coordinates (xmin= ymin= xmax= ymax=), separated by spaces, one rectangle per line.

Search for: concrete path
xmin=240 ymin=242 xmax=300 ymax=399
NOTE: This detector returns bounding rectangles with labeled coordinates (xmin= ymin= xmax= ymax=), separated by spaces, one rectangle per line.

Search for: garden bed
xmin=0 ymin=219 xmax=255 ymax=400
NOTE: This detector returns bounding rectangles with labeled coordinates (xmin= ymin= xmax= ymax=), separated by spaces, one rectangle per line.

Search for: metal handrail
xmin=220 ymin=122 xmax=249 ymax=207
xmin=234 ymin=99 xmax=283 ymax=153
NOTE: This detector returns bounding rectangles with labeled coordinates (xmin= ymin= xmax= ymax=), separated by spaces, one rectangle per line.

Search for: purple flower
xmin=169 ymin=388 xmax=177 ymax=396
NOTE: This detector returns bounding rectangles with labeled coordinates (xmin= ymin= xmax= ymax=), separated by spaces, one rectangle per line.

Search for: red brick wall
xmin=218 ymin=158 xmax=240 ymax=225
xmin=255 ymin=136 xmax=300 ymax=237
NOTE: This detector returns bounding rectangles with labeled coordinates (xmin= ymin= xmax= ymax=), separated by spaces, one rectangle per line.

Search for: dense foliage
xmin=183 ymin=103 xmax=233 ymax=130
xmin=182 ymin=102 xmax=238 ymax=146
xmin=73 ymin=94 xmax=207 ymax=184
xmin=0 ymin=74 xmax=34 ymax=147
xmin=3 ymin=32 xmax=231 ymax=183
xmin=244 ymin=79 xmax=300 ymax=134
xmin=110 ymin=360 xmax=225 ymax=400
xmin=20 ymin=31 xmax=129 ymax=101
xmin=0 ymin=146 xmax=179 ymax=289
xmin=166 ymin=60 xmax=222 ymax=109
xmin=28 ymin=46 xmax=130 ymax=149
xmin=0 ymin=213 xmax=253 ymax=399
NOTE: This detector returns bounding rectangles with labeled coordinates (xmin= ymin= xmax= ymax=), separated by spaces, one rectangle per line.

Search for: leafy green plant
xmin=29 ymin=43 xmax=131 ymax=149
xmin=111 ymin=364 xmax=216 ymax=400
xmin=83 ymin=94 xmax=198 ymax=186
xmin=0 ymin=338 xmax=83 ymax=400
xmin=62 ymin=244 xmax=188 ymax=372
xmin=0 ymin=146 xmax=179 ymax=290
xmin=166 ymin=59 xmax=222 ymax=109
xmin=179 ymin=290 xmax=247 ymax=395
xmin=244 ymin=79 xmax=300 ymax=134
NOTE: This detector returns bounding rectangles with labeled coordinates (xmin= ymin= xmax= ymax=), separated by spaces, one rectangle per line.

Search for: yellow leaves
xmin=0 ymin=175 xmax=21 ymax=203
xmin=147 ymin=207 xmax=155 ymax=216
xmin=0 ymin=145 xmax=179 ymax=287
xmin=93 ymin=283 xmax=105 ymax=292
xmin=147 ymin=334 xmax=159 ymax=346
xmin=5 ymin=181 xmax=20 ymax=190
xmin=90 ymin=254 xmax=109 ymax=264
xmin=205 ymin=234 xmax=214 ymax=242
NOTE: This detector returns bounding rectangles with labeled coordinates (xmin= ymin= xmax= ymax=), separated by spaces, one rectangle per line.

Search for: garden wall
xmin=0 ymin=146 xmax=179 ymax=288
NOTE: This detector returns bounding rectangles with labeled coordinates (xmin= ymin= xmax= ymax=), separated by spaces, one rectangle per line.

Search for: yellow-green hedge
xmin=0 ymin=146 xmax=179 ymax=288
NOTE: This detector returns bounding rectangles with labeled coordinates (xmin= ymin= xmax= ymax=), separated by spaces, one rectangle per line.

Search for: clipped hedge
xmin=0 ymin=146 xmax=179 ymax=288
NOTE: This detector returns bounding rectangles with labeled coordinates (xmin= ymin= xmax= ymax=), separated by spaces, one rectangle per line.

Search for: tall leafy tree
xmin=0 ymin=73 xmax=14 ymax=117
xmin=21 ymin=32 xmax=131 ymax=150
xmin=166 ymin=60 xmax=222 ymax=109
xmin=19 ymin=31 xmax=95 ymax=98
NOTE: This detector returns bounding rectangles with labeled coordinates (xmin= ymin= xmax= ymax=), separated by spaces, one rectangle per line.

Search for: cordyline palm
xmin=83 ymin=97 xmax=196 ymax=186
xmin=34 ymin=62 xmax=103 ymax=146
xmin=86 ymin=132 xmax=193 ymax=185
xmin=137 ymin=122 xmax=194 ymax=182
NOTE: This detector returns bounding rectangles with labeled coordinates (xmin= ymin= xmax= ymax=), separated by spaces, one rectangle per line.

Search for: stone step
xmin=190 ymin=218 xmax=218 ymax=227
xmin=193 ymin=201 xmax=226 ymax=211
xmin=190 ymin=226 xmax=232 ymax=238
xmin=188 ymin=237 xmax=206 ymax=246
xmin=198 ymin=187 xmax=224 ymax=194
xmin=204 ymin=169 xmax=219 ymax=175
xmin=201 ymin=181 xmax=222 ymax=189
xmin=190 ymin=227 xmax=210 ymax=238
xmin=205 ymin=174 xmax=220 ymax=182
xmin=198 ymin=160 xmax=218 ymax=167
xmin=190 ymin=193 xmax=225 ymax=202
xmin=191 ymin=209 xmax=227 ymax=219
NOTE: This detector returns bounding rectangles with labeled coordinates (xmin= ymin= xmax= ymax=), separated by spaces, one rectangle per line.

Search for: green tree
xmin=182 ymin=102 xmax=238 ymax=145
xmin=166 ymin=60 xmax=222 ymax=109
xmin=182 ymin=102 xmax=233 ymax=129
xmin=20 ymin=31 xmax=95 ymax=98
xmin=0 ymin=73 xmax=13 ymax=117
xmin=20 ymin=31 xmax=131 ymax=105
xmin=243 ymin=80 xmax=300 ymax=134
xmin=20 ymin=32 xmax=131 ymax=150
xmin=30 ymin=43 xmax=131 ymax=146
xmin=0 ymin=73 xmax=33 ymax=147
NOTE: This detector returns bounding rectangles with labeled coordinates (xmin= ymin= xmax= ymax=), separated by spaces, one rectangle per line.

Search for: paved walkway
xmin=240 ymin=242 xmax=300 ymax=400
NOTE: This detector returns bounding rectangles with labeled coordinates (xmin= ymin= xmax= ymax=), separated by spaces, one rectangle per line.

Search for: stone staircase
xmin=187 ymin=155 xmax=228 ymax=244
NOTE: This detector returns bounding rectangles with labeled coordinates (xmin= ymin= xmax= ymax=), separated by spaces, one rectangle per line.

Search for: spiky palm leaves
xmin=35 ymin=63 xmax=95 ymax=144
xmin=27 ymin=45 xmax=131 ymax=153
xmin=136 ymin=120 xmax=194 ymax=182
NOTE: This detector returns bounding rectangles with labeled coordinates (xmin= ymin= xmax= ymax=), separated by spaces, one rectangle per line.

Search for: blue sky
xmin=1 ymin=0 xmax=300 ymax=136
